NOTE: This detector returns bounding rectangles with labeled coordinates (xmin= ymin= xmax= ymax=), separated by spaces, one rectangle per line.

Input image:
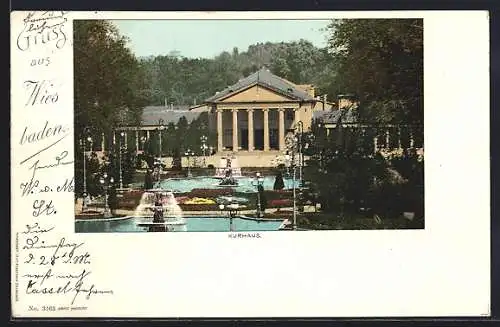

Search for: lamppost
xmin=119 ymin=131 xmax=125 ymax=189
xmin=99 ymin=172 xmax=114 ymax=218
xmin=252 ymin=172 xmax=265 ymax=218
xmin=294 ymin=121 xmax=304 ymax=185
xmin=81 ymin=129 xmax=92 ymax=212
xmin=184 ymin=148 xmax=195 ymax=177
xmin=200 ymin=135 xmax=208 ymax=155
xmin=200 ymin=135 xmax=208 ymax=166
xmin=301 ymin=132 xmax=315 ymax=186
xmin=284 ymin=153 xmax=297 ymax=231
xmin=218 ymin=196 xmax=240 ymax=232
xmin=158 ymin=119 xmax=165 ymax=183
xmin=285 ymin=132 xmax=298 ymax=231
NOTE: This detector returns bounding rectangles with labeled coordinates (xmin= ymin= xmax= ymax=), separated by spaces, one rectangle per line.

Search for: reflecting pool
xmin=75 ymin=216 xmax=285 ymax=233
xmin=154 ymin=176 xmax=299 ymax=193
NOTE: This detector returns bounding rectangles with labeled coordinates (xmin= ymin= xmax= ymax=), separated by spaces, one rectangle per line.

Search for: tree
xmin=74 ymin=20 xmax=147 ymax=195
xmin=270 ymin=39 xmax=325 ymax=84
xmin=326 ymin=19 xmax=423 ymax=124
xmin=74 ymin=20 xmax=147 ymax=135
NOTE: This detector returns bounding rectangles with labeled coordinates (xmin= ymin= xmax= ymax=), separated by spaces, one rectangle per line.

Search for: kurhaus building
xmin=204 ymin=67 xmax=330 ymax=153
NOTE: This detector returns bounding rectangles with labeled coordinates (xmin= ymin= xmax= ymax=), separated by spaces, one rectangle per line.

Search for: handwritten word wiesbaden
xmin=24 ymin=80 xmax=59 ymax=106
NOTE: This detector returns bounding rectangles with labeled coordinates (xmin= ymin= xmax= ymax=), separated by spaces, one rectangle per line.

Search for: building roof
xmin=141 ymin=106 xmax=202 ymax=126
xmin=314 ymin=106 xmax=359 ymax=125
xmin=205 ymin=67 xmax=316 ymax=103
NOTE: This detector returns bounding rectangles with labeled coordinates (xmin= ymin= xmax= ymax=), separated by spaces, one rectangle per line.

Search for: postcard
xmin=11 ymin=10 xmax=490 ymax=318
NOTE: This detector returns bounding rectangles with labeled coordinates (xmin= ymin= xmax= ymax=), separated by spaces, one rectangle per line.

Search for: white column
xmin=113 ymin=132 xmax=116 ymax=147
xmin=232 ymin=109 xmax=238 ymax=152
xmin=135 ymin=130 xmax=139 ymax=152
xmin=263 ymin=108 xmax=269 ymax=151
xmin=146 ymin=130 xmax=150 ymax=140
xmin=101 ymin=132 xmax=105 ymax=151
xmin=248 ymin=109 xmax=254 ymax=151
xmin=293 ymin=108 xmax=300 ymax=125
xmin=217 ymin=109 xmax=223 ymax=152
xmin=409 ymin=127 xmax=415 ymax=148
xmin=397 ymin=126 xmax=402 ymax=149
xmin=123 ymin=131 xmax=128 ymax=149
xmin=278 ymin=108 xmax=285 ymax=151
xmin=374 ymin=136 xmax=378 ymax=154
xmin=385 ymin=129 xmax=390 ymax=148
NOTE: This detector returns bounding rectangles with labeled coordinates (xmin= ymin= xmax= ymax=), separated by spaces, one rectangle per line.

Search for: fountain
xmin=218 ymin=168 xmax=238 ymax=186
xmin=134 ymin=189 xmax=187 ymax=232
xmin=214 ymin=155 xmax=242 ymax=179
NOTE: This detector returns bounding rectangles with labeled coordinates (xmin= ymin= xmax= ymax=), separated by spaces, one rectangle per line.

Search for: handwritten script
xmin=17 ymin=11 xmax=68 ymax=52
xmin=16 ymin=223 xmax=114 ymax=307
xmin=13 ymin=11 xmax=115 ymax=314
xmin=18 ymin=120 xmax=72 ymax=216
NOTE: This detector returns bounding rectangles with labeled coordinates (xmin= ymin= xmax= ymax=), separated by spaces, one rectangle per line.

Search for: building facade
xmin=204 ymin=67 xmax=329 ymax=154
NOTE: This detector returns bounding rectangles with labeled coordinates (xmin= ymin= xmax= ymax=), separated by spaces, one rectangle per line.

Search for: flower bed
xmin=268 ymin=199 xmax=293 ymax=208
xmin=174 ymin=196 xmax=190 ymax=204
xmin=179 ymin=203 xmax=220 ymax=211
xmin=189 ymin=188 xmax=234 ymax=198
xmin=183 ymin=197 xmax=216 ymax=205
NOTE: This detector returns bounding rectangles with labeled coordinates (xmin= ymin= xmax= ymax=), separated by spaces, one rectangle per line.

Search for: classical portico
xmin=215 ymin=105 xmax=299 ymax=152
xmin=206 ymin=67 xmax=316 ymax=153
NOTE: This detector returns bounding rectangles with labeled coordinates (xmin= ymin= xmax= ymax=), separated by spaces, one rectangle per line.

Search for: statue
xmin=257 ymin=184 xmax=267 ymax=215
xmin=219 ymin=168 xmax=238 ymax=186
xmin=273 ymin=171 xmax=285 ymax=190
xmin=144 ymin=169 xmax=154 ymax=190
xmin=149 ymin=192 xmax=168 ymax=232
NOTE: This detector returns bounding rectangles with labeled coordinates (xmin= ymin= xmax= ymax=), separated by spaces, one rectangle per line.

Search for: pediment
xmin=219 ymin=84 xmax=297 ymax=103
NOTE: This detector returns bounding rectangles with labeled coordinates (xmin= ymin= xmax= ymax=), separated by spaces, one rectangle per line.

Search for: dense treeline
xmin=138 ymin=39 xmax=331 ymax=106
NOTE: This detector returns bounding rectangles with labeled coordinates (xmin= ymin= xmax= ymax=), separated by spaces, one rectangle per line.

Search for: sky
xmin=111 ymin=20 xmax=331 ymax=58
